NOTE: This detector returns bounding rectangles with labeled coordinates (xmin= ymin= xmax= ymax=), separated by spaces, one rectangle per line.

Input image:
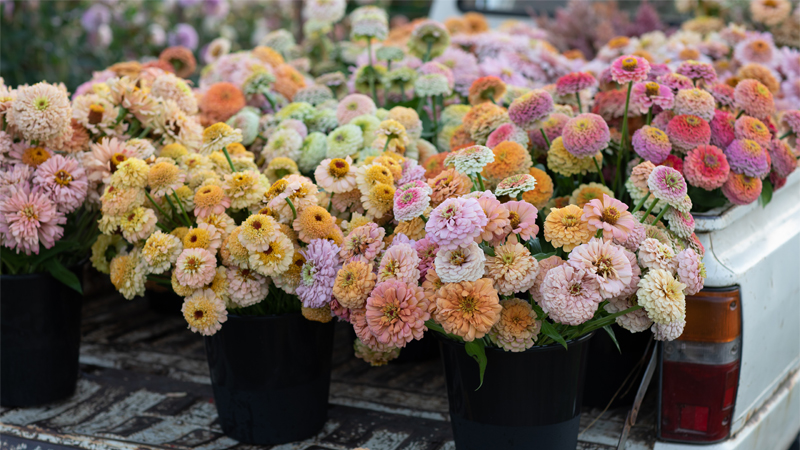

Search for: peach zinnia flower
xmin=543 ymin=204 xmax=591 ymax=251
xmin=333 ymin=261 xmax=377 ymax=309
xmin=200 ymin=82 xmax=246 ymax=124
xmin=582 ymin=194 xmax=637 ymax=242
xmin=193 ymin=185 xmax=231 ymax=219
xmin=427 ymin=168 xmax=473 ymax=207
xmin=377 ymin=243 xmax=421 ymax=284
xmin=503 ymin=200 xmax=539 ymax=242
xmin=474 ymin=192 xmax=510 ymax=244
xmin=340 ymin=222 xmax=386 ymax=263
xmin=485 ymin=242 xmax=540 ymax=296
xmin=568 ymin=238 xmax=633 ymax=299
xmin=293 ymin=205 xmax=335 ymax=243
xmin=434 ymin=278 xmax=502 ymax=341
xmin=488 ymin=298 xmax=541 ymax=352
xmin=366 ymin=280 xmax=430 ymax=348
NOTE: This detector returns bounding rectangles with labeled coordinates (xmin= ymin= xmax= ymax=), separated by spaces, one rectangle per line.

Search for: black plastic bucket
xmin=1 ymin=271 xmax=83 ymax=407
xmin=438 ymin=332 xmax=594 ymax=450
xmin=583 ymin=325 xmax=651 ymax=408
xmin=395 ymin=331 xmax=440 ymax=363
xmin=204 ymin=313 xmax=335 ymax=445
xmin=146 ymin=285 xmax=184 ymax=314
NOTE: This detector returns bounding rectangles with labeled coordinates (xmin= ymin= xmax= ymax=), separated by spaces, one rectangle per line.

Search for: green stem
xmin=367 ymin=38 xmax=378 ymax=105
xmin=423 ymin=39 xmax=433 ymax=62
xmin=736 ymin=110 xmax=745 ymax=119
xmin=285 ymin=198 xmax=298 ymax=221
xmin=264 ymin=91 xmax=277 ymax=112
xmin=155 ymin=222 xmax=170 ymax=232
xmin=145 ymin=191 xmax=178 ymax=227
xmin=172 ymin=192 xmax=193 ymax=227
xmin=631 ymin=191 xmax=650 ymax=214
xmin=575 ymin=93 xmax=582 ymax=114
xmin=779 ymin=131 xmax=793 ymax=140
xmin=539 ymin=128 xmax=551 ymax=149
xmin=114 ymin=107 xmax=128 ymax=126
xmin=327 ymin=198 xmax=333 ymax=213
xmin=138 ymin=126 xmax=152 ymax=139
xmin=616 ymin=81 xmax=634 ymax=196
xmin=651 ymin=205 xmax=670 ymax=225
xmin=383 ymin=138 xmax=390 ymax=153
xmin=429 ymin=96 xmax=438 ymax=146
xmin=475 ymin=172 xmax=486 ymax=191
xmin=592 ymin=157 xmax=605 ymax=186
xmin=640 ymin=197 xmax=660 ymax=223
xmin=646 ymin=106 xmax=653 ymax=126
xmin=400 ymin=84 xmax=406 ymax=102
xmin=164 ymin=194 xmax=184 ymax=226
xmin=222 ymin=146 xmax=237 ymax=172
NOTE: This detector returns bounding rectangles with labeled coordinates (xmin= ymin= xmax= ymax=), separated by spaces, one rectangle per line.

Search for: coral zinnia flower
xmin=433 ymin=278 xmax=502 ymax=341
xmin=333 ymin=261 xmax=377 ymax=309
xmin=488 ymin=298 xmax=541 ymax=352
xmin=200 ymin=82 xmax=246 ymax=124
xmin=366 ymin=280 xmax=430 ymax=348
xmin=428 ymin=168 xmax=473 ymax=207
xmin=485 ymin=242 xmax=539 ymax=296
xmin=378 ymin=243 xmax=421 ymax=284
xmin=468 ymin=76 xmax=507 ymax=106
xmin=340 ymin=222 xmax=385 ymax=263
xmin=193 ymin=185 xmax=231 ymax=218
xmin=503 ymin=200 xmax=539 ymax=242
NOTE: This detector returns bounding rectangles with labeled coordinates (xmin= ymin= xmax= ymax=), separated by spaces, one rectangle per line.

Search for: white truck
xmin=429 ymin=2 xmax=800 ymax=449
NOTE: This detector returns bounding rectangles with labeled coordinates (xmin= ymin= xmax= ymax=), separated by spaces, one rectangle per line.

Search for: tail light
xmin=658 ymin=286 xmax=742 ymax=443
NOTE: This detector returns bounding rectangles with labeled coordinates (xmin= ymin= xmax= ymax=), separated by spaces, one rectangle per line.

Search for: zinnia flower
xmin=648 ymin=166 xmax=688 ymax=206
xmin=182 ymin=289 xmax=228 ymax=336
xmin=767 ymin=139 xmax=797 ymax=179
xmin=543 ymin=204 xmax=590 ymax=251
xmin=434 ymin=241 xmax=485 ymax=283
xmin=32 ymin=154 xmax=88 ymax=214
xmin=378 ymin=243 xmax=421 ymax=284
xmin=433 ymin=278 xmax=501 ymax=341
xmin=562 ymin=113 xmax=610 ymax=158
xmin=684 ymin=145 xmax=730 ymax=190
xmin=444 ymin=145 xmax=495 ymax=176
xmin=109 ymin=252 xmax=147 ymax=300
xmin=568 ymin=238 xmax=632 ymax=299
xmin=200 ymin=122 xmax=243 ymax=155
xmin=119 ymin=207 xmax=158 ymax=242
xmin=507 ymin=89 xmax=553 ymax=129
xmin=175 ymin=248 xmax=217 ymax=289
xmin=666 ymin=114 xmax=711 ymax=153
xmin=193 ymin=185 xmax=231 ymax=219
xmin=582 ymin=194 xmax=637 ymax=242
xmin=227 ymin=266 xmax=269 ymax=307
xmin=468 ymin=76 xmax=506 ymax=105
xmin=142 ymin=230 xmax=183 ymax=274
xmin=721 ymin=172 xmax=762 ymax=205
xmin=631 ymin=81 xmax=674 ymax=115
xmin=638 ymin=238 xmax=678 ymax=274
xmin=665 ymin=208 xmax=696 ymax=240
xmin=340 ymin=222 xmax=385 ymax=263
xmin=333 ymin=261 xmax=377 ymax=309
xmin=315 ymin=157 xmax=357 ymax=194
xmin=495 ymin=174 xmax=537 ymax=198
xmin=393 ymin=187 xmax=430 ymax=222
xmin=293 ymin=205 xmax=335 ymax=243
xmin=485 ymin=242 xmax=539 ymax=296
xmin=676 ymin=60 xmax=717 ymax=84
xmin=0 ymin=187 xmax=65 ymax=255
xmin=488 ymin=298 xmax=541 ymax=352
xmin=556 ymin=72 xmax=597 ymax=96
xmin=297 ymin=238 xmax=341 ymax=308
xmin=8 ymin=82 xmax=71 ymax=144
xmin=673 ymin=88 xmax=716 ymax=122
xmin=734 ymin=79 xmax=774 ymax=120
xmin=336 ymin=94 xmax=377 ymax=125
xmin=610 ymin=55 xmax=651 ymax=84
xmin=540 ymin=264 xmax=602 ymax=326
xmin=676 ymin=248 xmax=705 ymax=296
xmin=734 ymin=116 xmax=771 ymax=147
xmin=425 ymin=197 xmax=488 ymax=252
xmin=238 ymin=213 xmax=279 ymax=252
xmin=637 ymin=269 xmax=686 ymax=325
xmin=725 ymin=139 xmax=770 ymax=179
xmin=361 ymin=183 xmax=395 ymax=220
xmin=365 ymin=280 xmax=429 ymax=348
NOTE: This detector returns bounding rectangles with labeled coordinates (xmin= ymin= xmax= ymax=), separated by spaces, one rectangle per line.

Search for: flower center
xmin=301 ymin=262 xmax=317 ymax=285
xmin=442 ymin=205 xmax=457 ymax=220
xmin=664 ymin=173 xmax=682 ymax=190
xmin=645 ymin=82 xmax=660 ymax=97
xmin=194 ymin=310 xmax=204 ymax=320
xmin=749 ymin=40 xmax=769 ymax=55
xmin=569 ymin=283 xmax=582 ymax=296
xmin=22 ymin=147 xmax=50 ymax=167
xmin=88 ymin=104 xmax=105 ymax=125
xmin=561 ymin=213 xmax=579 ymax=227
xmin=595 ymin=256 xmax=615 ymax=278
xmin=703 ymin=154 xmax=719 ymax=168
xmin=328 ymin=159 xmax=350 ymax=178
xmin=685 ymin=116 xmax=700 ymax=126
xmin=34 ymin=96 xmax=49 ymax=111
xmin=458 ymin=296 xmax=478 ymax=315
xmin=449 ymin=249 xmax=466 ymax=266
xmin=111 ymin=153 xmax=127 ymax=171
xmin=508 ymin=211 xmax=521 ymax=229
xmin=382 ymin=304 xmax=401 ymax=321
xmin=601 ymin=207 xmax=621 ymax=225
xmin=341 ymin=271 xmax=354 ymax=287
xmin=621 ymin=57 xmax=638 ymax=71
xmin=185 ymin=256 xmax=200 ymax=272
xmin=22 ymin=205 xmax=38 ymax=220
xmin=54 ymin=170 xmax=73 ymax=186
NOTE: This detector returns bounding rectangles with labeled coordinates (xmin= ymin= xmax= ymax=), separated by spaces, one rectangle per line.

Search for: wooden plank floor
xmin=0 ymin=289 xmax=657 ymax=450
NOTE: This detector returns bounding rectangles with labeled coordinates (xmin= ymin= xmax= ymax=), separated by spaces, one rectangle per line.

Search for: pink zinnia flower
xmin=734 ymin=116 xmax=771 ymax=147
xmin=582 ymin=194 xmax=637 ymax=242
xmin=665 ymin=208 xmax=696 ymax=239
xmin=710 ymin=109 xmax=736 ymax=148
xmin=568 ymin=238 xmax=633 ymax=299
xmin=378 ymin=243 xmax=421 ymax=284
xmin=614 ymin=220 xmax=646 ymax=253
xmin=725 ymin=139 xmax=770 ymax=179
xmin=398 ymin=159 xmax=427 ymax=185
xmin=425 ymin=197 xmax=488 ymax=252
xmin=651 ymin=110 xmax=675 ymax=132
xmin=0 ymin=187 xmax=65 ymax=255
xmin=561 ymin=113 xmax=610 ymax=158
xmin=638 ymin=238 xmax=678 ymax=274
xmin=631 ymin=81 xmax=674 ymax=115
xmin=556 ymin=72 xmax=597 ymax=96
xmin=647 ymin=63 xmax=671 ymax=81
xmin=734 ymin=33 xmax=777 ymax=67
xmin=530 ymin=255 xmax=565 ymax=304
xmin=175 ymin=248 xmax=217 ymax=289
xmin=657 ymin=73 xmax=693 ymax=91
xmin=336 ymin=93 xmax=376 ymax=124
xmin=666 ymin=114 xmax=711 ymax=153
xmin=365 ymin=280 xmax=430 ymax=348
xmin=673 ymin=89 xmax=716 ymax=122
xmin=610 ymin=55 xmax=651 ymax=84
xmin=393 ymin=187 xmax=430 ymax=222
xmin=676 ymin=249 xmax=704 ymax=296
xmin=734 ymin=79 xmax=775 ymax=120
xmin=434 ymin=241 xmax=486 ymax=283
xmin=227 ymin=266 xmax=269 ymax=307
xmin=507 ymin=89 xmax=554 ymax=129
xmin=486 ymin=123 xmax=528 ymax=149
xmin=632 ymin=125 xmax=672 ymax=164
xmin=722 ymin=173 xmax=762 ymax=205
xmin=540 ymin=264 xmax=602 ymax=326
xmin=85 ymin=137 xmax=138 ymax=184
xmin=528 ymin=113 xmax=569 ymax=149
xmin=414 ymin=237 xmax=439 ymax=281
xmin=676 ymin=60 xmax=717 ymax=84
xmin=767 ymin=139 xmax=798 ymax=178
xmin=298 ymin=238 xmax=341 ymax=308
xmin=474 ymin=191 xmax=510 ymax=244
xmin=684 ymin=145 xmax=730 ymax=190
xmin=648 ymin=166 xmax=688 ymax=206
xmin=340 ymin=222 xmax=385 ymax=263
xmin=652 ymin=320 xmax=685 ymax=341
xmin=660 ymin=154 xmax=685 ymax=175
xmin=503 ymin=200 xmax=539 ymax=242
xmin=32 ymin=154 xmax=88 ymax=214
xmin=780 ymin=110 xmax=800 ymax=135
xmin=614 ymin=249 xmax=641 ymax=301
xmin=351 ymin=307 xmax=395 ymax=353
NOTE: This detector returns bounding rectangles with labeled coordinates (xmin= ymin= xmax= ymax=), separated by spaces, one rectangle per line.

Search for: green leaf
xmin=28 ymin=240 xmax=80 ymax=267
xmin=528 ymin=237 xmax=543 ymax=254
xmin=464 ymin=339 xmax=487 ymax=391
xmin=760 ymin=179 xmax=773 ymax=208
xmin=532 ymin=252 xmax=556 ymax=261
xmin=540 ymin=320 xmax=568 ymax=350
xmin=687 ymin=186 xmax=727 ymax=212
xmin=44 ymin=259 xmax=82 ymax=294
xmin=603 ymin=325 xmax=621 ymax=353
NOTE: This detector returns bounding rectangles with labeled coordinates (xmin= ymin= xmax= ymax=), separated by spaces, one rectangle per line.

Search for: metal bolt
xmin=730 ymin=301 xmax=737 ymax=310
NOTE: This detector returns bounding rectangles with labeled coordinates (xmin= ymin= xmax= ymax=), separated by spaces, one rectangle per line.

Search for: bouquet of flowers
xmin=0 ymin=79 xmax=98 ymax=292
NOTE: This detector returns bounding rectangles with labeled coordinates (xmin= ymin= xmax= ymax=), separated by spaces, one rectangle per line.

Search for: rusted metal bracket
xmin=617 ymin=341 xmax=659 ymax=450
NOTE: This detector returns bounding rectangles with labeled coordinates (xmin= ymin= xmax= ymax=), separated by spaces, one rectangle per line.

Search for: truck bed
xmin=0 ymin=291 xmax=657 ymax=450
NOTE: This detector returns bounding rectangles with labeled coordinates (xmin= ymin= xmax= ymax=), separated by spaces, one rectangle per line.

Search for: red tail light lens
xmin=659 ymin=287 xmax=742 ymax=443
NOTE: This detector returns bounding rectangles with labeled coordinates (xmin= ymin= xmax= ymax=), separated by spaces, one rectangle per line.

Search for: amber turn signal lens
xmin=681 ymin=287 xmax=741 ymax=343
